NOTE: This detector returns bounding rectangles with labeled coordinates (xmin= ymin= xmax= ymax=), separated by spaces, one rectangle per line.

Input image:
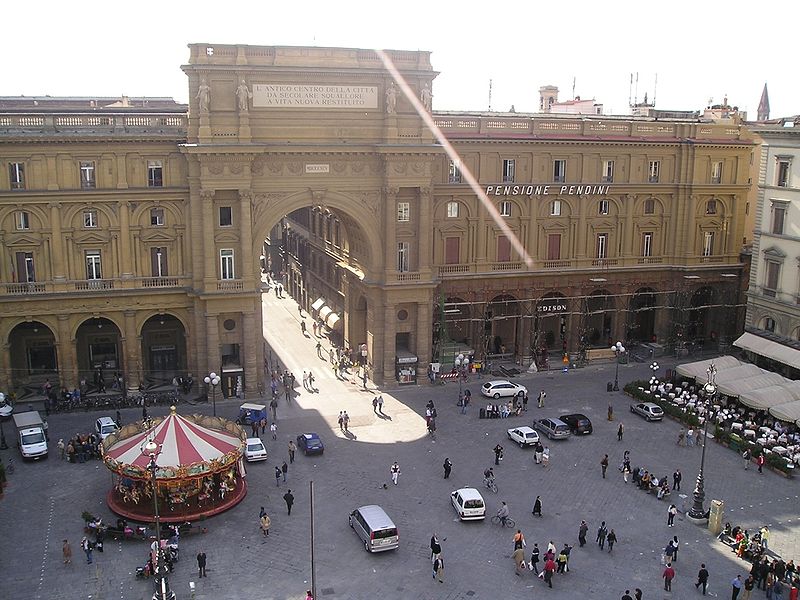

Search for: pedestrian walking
xmin=303 ymin=370 xmax=309 ymax=390
xmin=687 ymin=427 xmax=695 ymax=447
xmin=372 ymin=396 xmax=378 ymax=413
xmin=342 ymin=411 xmax=350 ymax=432
xmin=667 ymin=504 xmax=677 ymax=527
xmin=260 ymin=417 xmax=267 ymax=436
xmin=271 ymin=397 xmax=279 ymax=420
xmin=62 ymin=539 xmax=72 ymax=564
xmin=433 ymin=555 xmax=444 ymax=582
xmin=578 ymin=520 xmax=588 ymax=547
xmin=430 ymin=534 xmax=442 ymax=559
xmin=742 ymin=448 xmax=751 ymax=469
xmin=742 ymin=575 xmax=755 ymax=600
xmin=281 ymin=461 xmax=288 ymax=482
xmin=300 ymin=320 xmax=306 ymax=335
xmin=608 ymin=403 xmax=614 ymax=421
xmin=271 ymin=422 xmax=277 ymax=440
xmin=542 ymin=446 xmax=550 ymax=468
xmin=443 ymin=458 xmax=452 ymax=479
xmin=673 ymin=469 xmax=682 ymax=491
xmin=312 ymin=321 xmax=317 ymax=337
xmin=556 ymin=547 xmax=568 ymax=573
xmin=617 ymin=423 xmax=624 ymax=441
xmin=142 ymin=404 xmax=148 ymax=421
xmin=513 ymin=547 xmax=527 ymax=576
xmin=607 ymin=529 xmax=617 ymax=552
xmin=283 ymin=489 xmax=294 ymax=515
xmin=671 ymin=535 xmax=680 ymax=562
xmin=377 ymin=395 xmax=384 ymax=413
xmin=81 ymin=536 xmax=92 ymax=564
xmin=461 ymin=390 xmax=470 ymax=414
xmin=308 ymin=371 xmax=315 ymax=391
xmin=494 ymin=443 xmax=504 ymax=465
xmin=732 ymin=574 xmax=744 ymax=600
xmin=532 ymin=495 xmax=542 ymax=517
xmin=664 ymin=540 xmax=676 ymax=565
xmin=338 ymin=411 xmax=344 ymax=431
xmin=663 ymin=563 xmax=675 ymax=591
xmin=260 ymin=512 xmax=271 ymax=536
xmin=757 ymin=454 xmax=765 ymax=474
xmin=530 ymin=543 xmax=540 ymax=574
xmin=197 ymin=551 xmax=207 ymax=577
xmin=305 ymin=591 xmax=313 ymax=600
xmin=537 ymin=389 xmax=546 ymax=408
xmin=677 ymin=428 xmax=685 ymax=446
xmin=274 ymin=466 xmax=282 ymax=486
xmin=522 ymin=391 xmax=529 ymax=411
xmin=597 ymin=521 xmax=607 ymax=549
xmin=760 ymin=526 xmax=770 ymax=550
xmin=288 ymin=440 xmax=296 ymax=463
xmin=513 ymin=529 xmax=526 ymax=550
xmin=601 ymin=454 xmax=609 ymax=478
xmin=391 ymin=461 xmax=400 ymax=485
xmin=696 ymin=563 xmax=709 ymax=595
xmin=543 ymin=556 xmax=556 ymax=587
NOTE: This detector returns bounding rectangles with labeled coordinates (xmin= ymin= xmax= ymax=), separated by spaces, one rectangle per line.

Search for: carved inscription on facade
xmin=252 ymin=85 xmax=378 ymax=109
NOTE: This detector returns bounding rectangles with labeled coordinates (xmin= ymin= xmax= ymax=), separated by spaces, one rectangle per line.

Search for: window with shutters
xmin=83 ymin=209 xmax=98 ymax=228
xmin=598 ymin=199 xmax=609 ymax=215
xmin=642 ymin=232 xmax=653 ymax=257
xmin=147 ymin=160 xmax=163 ymax=187
xmin=85 ymin=250 xmax=102 ymax=280
xmin=397 ymin=242 xmax=409 ymax=272
xmin=80 ymin=161 xmax=96 ymax=189
xmin=648 ymin=160 xmax=660 ymax=183
xmin=15 ymin=251 xmax=35 ymax=282
xmin=15 ymin=211 xmax=30 ymax=230
xmin=550 ymin=200 xmax=561 ymax=216
xmin=220 ymin=249 xmax=235 ymax=279
xmin=596 ymin=233 xmax=608 ymax=259
xmin=764 ymin=261 xmax=780 ymax=297
xmin=444 ymin=237 xmax=460 ymax=264
xmin=553 ymin=159 xmax=566 ymax=183
xmin=448 ymin=160 xmax=462 ymax=183
xmin=500 ymin=201 xmax=512 ymax=217
xmin=150 ymin=208 xmax=165 ymax=226
xmin=711 ymin=161 xmax=723 ymax=184
xmin=219 ymin=206 xmax=232 ymax=227
xmin=776 ymin=160 xmax=790 ymax=187
xmin=502 ymin=159 xmax=516 ymax=183
xmin=151 ymin=247 xmax=168 ymax=277
xmin=644 ymin=198 xmax=655 ymax=214
xmin=702 ymin=231 xmax=714 ymax=256
xmin=9 ymin=162 xmax=25 ymax=190
xmin=497 ymin=235 xmax=512 ymax=262
xmin=602 ymin=160 xmax=614 ymax=183
xmin=771 ymin=203 xmax=787 ymax=234
xmin=397 ymin=201 xmax=410 ymax=222
xmin=447 ymin=202 xmax=459 ymax=218
xmin=547 ymin=234 xmax=561 ymax=260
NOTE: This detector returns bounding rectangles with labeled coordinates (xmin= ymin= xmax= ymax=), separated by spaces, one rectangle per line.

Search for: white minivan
xmin=450 ymin=487 xmax=486 ymax=521
xmin=348 ymin=505 xmax=399 ymax=552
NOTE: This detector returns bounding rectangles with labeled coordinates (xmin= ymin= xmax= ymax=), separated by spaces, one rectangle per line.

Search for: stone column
xmin=418 ymin=187 xmax=432 ymax=276
xmin=0 ymin=342 xmax=12 ymax=391
xmin=116 ymin=154 xmax=128 ymax=189
xmin=382 ymin=296 xmax=397 ymax=384
xmin=46 ymin=155 xmax=59 ymax=190
xmin=49 ymin=202 xmax=66 ymax=281
xmin=416 ymin=296 xmax=432 ymax=368
xmin=624 ymin=194 xmax=636 ymax=256
xmin=576 ymin=196 xmax=588 ymax=259
xmin=119 ymin=201 xmax=133 ymax=278
xmin=242 ymin=308 xmax=258 ymax=397
xmin=206 ymin=314 xmax=220 ymax=373
xmin=123 ymin=310 xmax=141 ymax=392
xmin=201 ymin=190 xmax=216 ymax=287
xmin=685 ymin=195 xmax=698 ymax=257
xmin=239 ymin=190 xmax=254 ymax=286
xmin=57 ymin=314 xmax=78 ymax=388
xmin=384 ymin=187 xmax=398 ymax=273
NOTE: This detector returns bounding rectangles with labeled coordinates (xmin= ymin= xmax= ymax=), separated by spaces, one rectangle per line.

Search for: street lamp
xmin=203 ymin=372 xmax=220 ymax=417
xmin=611 ymin=341 xmax=626 ymax=391
xmin=141 ymin=439 xmax=176 ymax=600
xmin=649 ymin=361 xmax=660 ymax=392
xmin=454 ymin=353 xmax=466 ymax=402
xmin=688 ymin=363 xmax=716 ymax=521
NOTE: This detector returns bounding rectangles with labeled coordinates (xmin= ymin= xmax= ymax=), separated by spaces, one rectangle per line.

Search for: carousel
xmin=102 ymin=406 xmax=248 ymax=522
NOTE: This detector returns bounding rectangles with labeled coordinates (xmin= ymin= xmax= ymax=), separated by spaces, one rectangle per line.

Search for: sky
xmin=2 ymin=0 xmax=798 ymax=119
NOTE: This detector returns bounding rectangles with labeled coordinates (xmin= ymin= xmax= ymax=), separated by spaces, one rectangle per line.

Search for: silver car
xmin=630 ymin=402 xmax=664 ymax=422
xmin=533 ymin=417 xmax=571 ymax=440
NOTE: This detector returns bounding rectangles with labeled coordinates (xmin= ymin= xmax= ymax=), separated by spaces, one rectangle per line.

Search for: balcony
xmin=543 ymin=260 xmax=572 ymax=269
xmin=591 ymin=258 xmax=619 ymax=267
xmin=75 ymin=279 xmax=114 ymax=291
xmin=637 ymin=257 xmax=663 ymax=265
xmin=490 ymin=262 xmax=523 ymax=271
xmin=141 ymin=276 xmax=181 ymax=288
xmin=217 ymin=280 xmax=244 ymax=291
xmin=4 ymin=282 xmax=47 ymax=295
xmin=439 ymin=264 xmax=471 ymax=276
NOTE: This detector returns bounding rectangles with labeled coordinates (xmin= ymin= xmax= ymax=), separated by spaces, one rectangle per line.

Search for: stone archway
xmin=140 ymin=314 xmax=187 ymax=389
xmin=75 ymin=317 xmax=123 ymax=394
xmin=629 ymin=288 xmax=657 ymax=342
xmin=585 ymin=289 xmax=615 ymax=348
xmin=8 ymin=320 xmax=58 ymax=398
xmin=687 ymin=286 xmax=714 ymax=343
xmin=485 ymin=294 xmax=520 ymax=357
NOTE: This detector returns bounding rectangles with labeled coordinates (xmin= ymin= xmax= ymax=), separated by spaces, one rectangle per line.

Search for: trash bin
xmin=607 ymin=382 xmax=613 ymax=392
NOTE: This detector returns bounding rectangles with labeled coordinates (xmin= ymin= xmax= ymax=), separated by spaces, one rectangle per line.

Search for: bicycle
xmin=483 ymin=477 xmax=498 ymax=494
xmin=491 ymin=514 xmax=515 ymax=528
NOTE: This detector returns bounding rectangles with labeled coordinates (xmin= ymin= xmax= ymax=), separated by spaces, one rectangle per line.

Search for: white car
xmin=507 ymin=426 xmax=540 ymax=447
xmin=94 ymin=416 xmax=119 ymax=440
xmin=450 ymin=487 xmax=486 ymax=521
xmin=244 ymin=437 xmax=268 ymax=462
xmin=0 ymin=392 xmax=12 ymax=418
xmin=480 ymin=380 xmax=527 ymax=399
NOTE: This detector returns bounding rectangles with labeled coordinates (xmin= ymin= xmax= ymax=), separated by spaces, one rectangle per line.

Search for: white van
xmin=348 ymin=505 xmax=399 ymax=552
xmin=450 ymin=487 xmax=486 ymax=521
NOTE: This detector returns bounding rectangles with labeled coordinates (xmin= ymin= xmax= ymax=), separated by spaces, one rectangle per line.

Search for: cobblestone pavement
xmin=1 ymin=289 xmax=798 ymax=600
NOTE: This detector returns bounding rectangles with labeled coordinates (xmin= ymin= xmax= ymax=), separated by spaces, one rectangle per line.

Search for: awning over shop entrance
xmin=325 ymin=312 xmax=341 ymax=329
xmin=319 ymin=306 xmax=333 ymax=321
xmin=734 ymin=331 xmax=800 ymax=370
xmin=311 ymin=297 xmax=325 ymax=311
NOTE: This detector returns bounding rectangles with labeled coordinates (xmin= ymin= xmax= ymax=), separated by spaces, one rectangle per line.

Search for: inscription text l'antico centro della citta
xmin=252 ymin=84 xmax=378 ymax=109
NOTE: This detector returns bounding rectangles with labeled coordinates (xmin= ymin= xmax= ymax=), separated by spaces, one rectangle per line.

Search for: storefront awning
xmin=734 ymin=331 xmax=800 ymax=370
xmin=311 ymin=297 xmax=325 ymax=311
xmin=325 ymin=313 xmax=341 ymax=329
xmin=674 ymin=355 xmax=742 ymax=380
xmin=319 ymin=306 xmax=333 ymax=321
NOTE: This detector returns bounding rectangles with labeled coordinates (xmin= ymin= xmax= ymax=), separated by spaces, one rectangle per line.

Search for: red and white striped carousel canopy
xmin=105 ymin=412 xmax=242 ymax=469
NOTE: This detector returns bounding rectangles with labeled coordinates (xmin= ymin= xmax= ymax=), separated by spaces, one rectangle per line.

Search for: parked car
xmin=507 ymin=426 xmax=540 ymax=447
xmin=630 ymin=402 xmax=664 ymax=422
xmin=244 ymin=437 xmax=268 ymax=462
xmin=533 ymin=417 xmax=571 ymax=440
xmin=450 ymin=487 xmax=486 ymax=521
xmin=561 ymin=413 xmax=593 ymax=435
xmin=95 ymin=416 xmax=120 ymax=440
xmin=296 ymin=432 xmax=324 ymax=455
xmin=480 ymin=380 xmax=527 ymax=399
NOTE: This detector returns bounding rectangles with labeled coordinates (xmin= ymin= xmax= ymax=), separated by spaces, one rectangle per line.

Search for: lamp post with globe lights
xmin=454 ymin=353 xmax=466 ymax=402
xmin=611 ymin=342 xmax=626 ymax=391
xmin=203 ymin=373 xmax=220 ymax=417
xmin=688 ymin=363 xmax=716 ymax=521
xmin=142 ymin=439 xmax=176 ymax=600
xmin=649 ymin=361 xmax=660 ymax=392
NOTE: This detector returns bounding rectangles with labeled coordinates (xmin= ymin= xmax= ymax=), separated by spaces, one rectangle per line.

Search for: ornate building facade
xmin=0 ymin=43 xmax=753 ymax=396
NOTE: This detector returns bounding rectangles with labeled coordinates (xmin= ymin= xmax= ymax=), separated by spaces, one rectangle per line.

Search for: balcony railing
xmin=637 ymin=257 xmax=663 ymax=265
xmin=141 ymin=277 xmax=181 ymax=287
xmin=75 ymin=279 xmax=115 ymax=291
xmin=439 ymin=264 xmax=470 ymax=276
xmin=490 ymin=262 xmax=523 ymax=271
xmin=217 ymin=280 xmax=244 ymax=291
xmin=543 ymin=260 xmax=572 ymax=269
xmin=4 ymin=282 xmax=47 ymax=295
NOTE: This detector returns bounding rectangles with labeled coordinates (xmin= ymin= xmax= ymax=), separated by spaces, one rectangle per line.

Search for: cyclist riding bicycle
xmin=483 ymin=467 xmax=495 ymax=487
xmin=497 ymin=501 xmax=510 ymax=526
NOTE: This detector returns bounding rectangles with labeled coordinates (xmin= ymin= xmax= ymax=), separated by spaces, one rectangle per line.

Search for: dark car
xmin=561 ymin=413 xmax=593 ymax=435
xmin=296 ymin=432 xmax=324 ymax=455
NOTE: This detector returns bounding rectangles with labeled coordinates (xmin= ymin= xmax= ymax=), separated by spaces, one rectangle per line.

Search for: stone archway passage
xmin=75 ymin=317 xmax=123 ymax=394
xmin=140 ymin=314 xmax=187 ymax=390
xmin=8 ymin=320 xmax=58 ymax=399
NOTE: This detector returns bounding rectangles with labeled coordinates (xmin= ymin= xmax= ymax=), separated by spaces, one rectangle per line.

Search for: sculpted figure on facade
xmin=236 ymin=79 xmax=252 ymax=113
xmin=385 ymin=82 xmax=397 ymax=114
xmin=420 ymin=84 xmax=432 ymax=112
xmin=196 ymin=79 xmax=211 ymax=114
